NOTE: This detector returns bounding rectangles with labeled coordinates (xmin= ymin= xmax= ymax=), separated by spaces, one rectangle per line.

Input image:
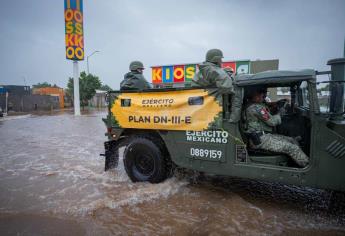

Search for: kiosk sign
xmin=64 ymin=0 xmax=84 ymax=61
xmin=151 ymin=61 xmax=250 ymax=84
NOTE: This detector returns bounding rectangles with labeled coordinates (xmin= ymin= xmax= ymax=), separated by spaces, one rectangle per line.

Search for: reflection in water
xmin=0 ymin=111 xmax=344 ymax=235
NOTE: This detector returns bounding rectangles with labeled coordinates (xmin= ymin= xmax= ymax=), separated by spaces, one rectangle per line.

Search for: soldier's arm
xmin=144 ymin=80 xmax=152 ymax=89
xmin=139 ymin=75 xmax=152 ymax=89
xmin=120 ymin=78 xmax=133 ymax=90
xmin=213 ymin=71 xmax=234 ymax=94
xmin=120 ymin=79 xmax=126 ymax=88
xmin=191 ymin=71 xmax=205 ymax=87
xmin=253 ymin=105 xmax=281 ymax=127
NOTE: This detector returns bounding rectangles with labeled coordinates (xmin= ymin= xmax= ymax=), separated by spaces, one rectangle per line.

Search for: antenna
xmin=343 ymin=37 xmax=345 ymax=57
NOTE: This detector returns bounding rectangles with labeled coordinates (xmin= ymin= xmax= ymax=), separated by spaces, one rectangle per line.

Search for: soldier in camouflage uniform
xmin=193 ymin=49 xmax=242 ymax=122
xmin=193 ymin=49 xmax=234 ymax=94
xmin=245 ymin=90 xmax=309 ymax=167
xmin=120 ymin=61 xmax=151 ymax=91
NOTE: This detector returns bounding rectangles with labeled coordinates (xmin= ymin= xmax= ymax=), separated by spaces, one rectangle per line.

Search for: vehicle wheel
xmin=123 ymin=136 xmax=170 ymax=183
xmin=104 ymin=138 xmax=127 ymax=171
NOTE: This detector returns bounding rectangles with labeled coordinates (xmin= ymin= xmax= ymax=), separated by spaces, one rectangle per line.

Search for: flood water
xmin=0 ymin=111 xmax=345 ymax=235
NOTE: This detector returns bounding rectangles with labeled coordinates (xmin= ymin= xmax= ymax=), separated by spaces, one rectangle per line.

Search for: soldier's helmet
xmin=206 ymin=49 xmax=224 ymax=64
xmin=129 ymin=61 xmax=145 ymax=71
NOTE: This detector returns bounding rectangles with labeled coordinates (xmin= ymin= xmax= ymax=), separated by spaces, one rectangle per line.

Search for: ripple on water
xmin=0 ymin=112 xmax=345 ymax=235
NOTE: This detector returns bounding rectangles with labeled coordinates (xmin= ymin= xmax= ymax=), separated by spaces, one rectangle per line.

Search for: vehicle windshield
xmin=299 ymin=81 xmax=310 ymax=109
xmin=317 ymin=82 xmax=331 ymax=113
xmin=316 ymin=73 xmax=345 ymax=114
xmin=266 ymin=83 xmax=309 ymax=111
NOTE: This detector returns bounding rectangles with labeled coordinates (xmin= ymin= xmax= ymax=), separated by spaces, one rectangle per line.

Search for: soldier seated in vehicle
xmin=261 ymin=88 xmax=290 ymax=115
xmin=244 ymin=89 xmax=309 ymax=168
xmin=120 ymin=61 xmax=151 ymax=91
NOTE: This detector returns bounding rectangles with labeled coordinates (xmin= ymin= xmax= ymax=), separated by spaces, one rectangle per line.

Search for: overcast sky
xmin=0 ymin=0 xmax=344 ymax=89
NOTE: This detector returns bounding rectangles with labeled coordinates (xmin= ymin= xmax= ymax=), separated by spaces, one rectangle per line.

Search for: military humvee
xmin=102 ymin=56 xmax=345 ymax=192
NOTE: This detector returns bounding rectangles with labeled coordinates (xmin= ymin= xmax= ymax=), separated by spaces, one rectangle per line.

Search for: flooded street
xmin=0 ymin=111 xmax=345 ymax=235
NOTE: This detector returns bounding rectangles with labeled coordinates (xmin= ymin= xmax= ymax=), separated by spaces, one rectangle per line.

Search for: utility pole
xmin=87 ymin=50 xmax=100 ymax=74
xmin=73 ymin=61 xmax=81 ymax=116
xmin=5 ymin=91 xmax=8 ymax=115
xmin=22 ymin=76 xmax=27 ymax=86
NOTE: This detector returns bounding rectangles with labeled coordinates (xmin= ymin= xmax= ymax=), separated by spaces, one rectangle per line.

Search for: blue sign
xmin=162 ymin=66 xmax=174 ymax=83
xmin=0 ymin=87 xmax=7 ymax=94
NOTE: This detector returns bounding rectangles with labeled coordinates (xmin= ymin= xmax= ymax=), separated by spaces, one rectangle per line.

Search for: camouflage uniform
xmin=193 ymin=62 xmax=243 ymax=122
xmin=193 ymin=62 xmax=234 ymax=94
xmin=246 ymin=103 xmax=309 ymax=167
xmin=120 ymin=71 xmax=151 ymax=91
xmin=192 ymin=49 xmax=242 ymax=122
xmin=229 ymin=84 xmax=243 ymax=123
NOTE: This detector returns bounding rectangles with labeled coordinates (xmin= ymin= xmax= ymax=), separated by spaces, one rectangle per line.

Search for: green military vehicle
xmin=102 ymin=55 xmax=345 ymax=192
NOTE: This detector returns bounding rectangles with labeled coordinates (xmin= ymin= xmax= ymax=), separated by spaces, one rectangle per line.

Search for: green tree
xmin=66 ymin=77 xmax=74 ymax=103
xmin=66 ymin=72 xmax=101 ymax=109
xmin=100 ymin=84 xmax=113 ymax=91
xmin=317 ymin=84 xmax=330 ymax=93
xmin=32 ymin=82 xmax=52 ymax=88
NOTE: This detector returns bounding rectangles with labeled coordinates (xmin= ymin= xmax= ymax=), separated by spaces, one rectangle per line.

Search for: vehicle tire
xmin=123 ymin=136 xmax=170 ymax=183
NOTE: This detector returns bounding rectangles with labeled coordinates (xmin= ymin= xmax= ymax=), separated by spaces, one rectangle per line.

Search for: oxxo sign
xmin=151 ymin=61 xmax=250 ymax=84
xmin=64 ymin=0 xmax=84 ymax=61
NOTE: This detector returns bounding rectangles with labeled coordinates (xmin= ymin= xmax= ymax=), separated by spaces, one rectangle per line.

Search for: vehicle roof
xmin=234 ymin=69 xmax=316 ymax=87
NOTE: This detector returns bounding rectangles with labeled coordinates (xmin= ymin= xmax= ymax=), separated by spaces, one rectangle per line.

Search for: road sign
xmin=64 ymin=0 xmax=84 ymax=61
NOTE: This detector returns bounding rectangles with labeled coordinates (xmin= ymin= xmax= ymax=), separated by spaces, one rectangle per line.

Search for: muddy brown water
xmin=0 ymin=111 xmax=344 ymax=235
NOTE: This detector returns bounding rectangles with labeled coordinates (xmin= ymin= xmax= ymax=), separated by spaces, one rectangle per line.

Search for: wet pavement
xmin=0 ymin=110 xmax=344 ymax=235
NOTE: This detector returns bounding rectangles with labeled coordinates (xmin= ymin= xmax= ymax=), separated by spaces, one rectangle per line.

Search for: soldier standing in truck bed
xmin=120 ymin=61 xmax=151 ymax=91
xmin=193 ymin=49 xmax=234 ymax=94
xmin=245 ymin=89 xmax=309 ymax=167
xmin=193 ymin=49 xmax=242 ymax=122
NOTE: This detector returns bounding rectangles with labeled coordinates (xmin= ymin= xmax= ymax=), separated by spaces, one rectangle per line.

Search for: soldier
xmin=120 ymin=61 xmax=151 ymax=91
xmin=193 ymin=49 xmax=242 ymax=122
xmin=245 ymin=89 xmax=309 ymax=167
xmin=193 ymin=49 xmax=234 ymax=94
